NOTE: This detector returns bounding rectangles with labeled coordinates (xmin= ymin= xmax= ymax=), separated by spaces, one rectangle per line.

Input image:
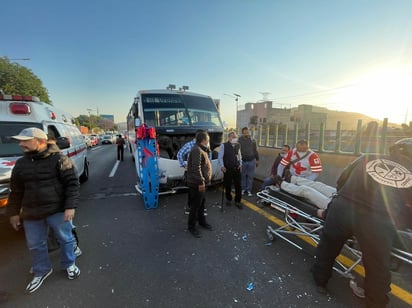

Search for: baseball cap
xmin=12 ymin=128 xmax=48 ymax=141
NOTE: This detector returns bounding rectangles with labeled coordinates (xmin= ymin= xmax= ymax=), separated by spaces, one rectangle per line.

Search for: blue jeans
xmin=23 ymin=212 xmax=76 ymax=276
xmin=241 ymin=159 xmax=256 ymax=192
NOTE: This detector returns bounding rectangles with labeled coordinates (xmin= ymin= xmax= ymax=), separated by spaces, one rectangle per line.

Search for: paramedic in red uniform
xmin=311 ymin=141 xmax=412 ymax=308
xmin=277 ymin=139 xmax=323 ymax=181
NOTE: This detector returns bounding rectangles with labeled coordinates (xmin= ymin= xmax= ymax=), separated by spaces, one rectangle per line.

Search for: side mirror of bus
xmin=56 ymin=137 xmax=70 ymax=149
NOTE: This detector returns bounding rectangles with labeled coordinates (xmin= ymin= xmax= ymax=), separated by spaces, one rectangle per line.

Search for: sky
xmin=2 ymin=0 xmax=412 ymax=127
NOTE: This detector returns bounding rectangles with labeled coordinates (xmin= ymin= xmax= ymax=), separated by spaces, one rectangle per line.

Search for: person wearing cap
xmin=7 ymin=127 xmax=81 ymax=294
xmin=311 ymin=141 xmax=412 ymax=307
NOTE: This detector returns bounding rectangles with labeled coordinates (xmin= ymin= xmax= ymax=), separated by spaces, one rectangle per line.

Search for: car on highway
xmin=101 ymin=134 xmax=114 ymax=144
xmin=90 ymin=135 xmax=98 ymax=146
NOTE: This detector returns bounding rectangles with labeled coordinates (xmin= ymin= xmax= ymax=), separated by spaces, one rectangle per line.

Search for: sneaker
xmin=241 ymin=190 xmax=245 ymax=195
xmin=316 ymin=285 xmax=328 ymax=295
xmin=184 ymin=207 xmax=190 ymax=215
xmin=188 ymin=228 xmax=201 ymax=238
xmin=235 ymin=202 xmax=243 ymax=209
xmin=74 ymin=246 xmax=82 ymax=257
xmin=66 ymin=264 xmax=80 ymax=280
xmin=349 ymin=280 xmax=365 ymax=299
xmin=247 ymin=191 xmax=253 ymax=197
xmin=25 ymin=268 xmax=53 ymax=293
xmin=199 ymin=223 xmax=213 ymax=231
xmin=268 ymin=185 xmax=280 ymax=192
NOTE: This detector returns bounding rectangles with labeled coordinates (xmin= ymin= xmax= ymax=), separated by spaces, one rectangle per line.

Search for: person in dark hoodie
xmin=8 ymin=128 xmax=81 ymax=294
xmin=186 ymin=131 xmax=213 ymax=238
xmin=311 ymin=140 xmax=412 ymax=307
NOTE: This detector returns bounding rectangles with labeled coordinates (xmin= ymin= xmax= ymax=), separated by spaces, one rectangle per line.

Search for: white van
xmin=0 ymin=94 xmax=89 ymax=215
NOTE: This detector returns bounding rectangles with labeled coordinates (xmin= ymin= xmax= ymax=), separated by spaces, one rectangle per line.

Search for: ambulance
xmin=0 ymin=94 xmax=89 ymax=215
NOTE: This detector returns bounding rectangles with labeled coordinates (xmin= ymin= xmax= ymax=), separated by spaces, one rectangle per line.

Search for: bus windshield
xmin=141 ymin=93 xmax=222 ymax=127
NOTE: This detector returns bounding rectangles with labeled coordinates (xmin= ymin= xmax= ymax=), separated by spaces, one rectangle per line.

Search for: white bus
xmin=127 ymin=87 xmax=224 ymax=193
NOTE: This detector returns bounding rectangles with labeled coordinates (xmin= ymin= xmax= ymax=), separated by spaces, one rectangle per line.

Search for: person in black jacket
xmin=311 ymin=141 xmax=412 ymax=307
xmin=8 ymin=127 xmax=81 ymax=294
xmin=116 ymin=134 xmax=125 ymax=161
xmin=218 ymin=131 xmax=243 ymax=209
xmin=186 ymin=131 xmax=213 ymax=238
xmin=238 ymin=127 xmax=259 ymax=196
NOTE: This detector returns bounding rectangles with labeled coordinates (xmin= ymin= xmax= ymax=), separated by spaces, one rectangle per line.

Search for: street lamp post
xmin=233 ymin=93 xmax=241 ymax=130
xmin=224 ymin=93 xmax=241 ymax=129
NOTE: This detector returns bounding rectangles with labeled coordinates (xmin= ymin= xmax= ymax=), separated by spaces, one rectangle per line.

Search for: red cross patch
xmin=293 ymin=162 xmax=307 ymax=175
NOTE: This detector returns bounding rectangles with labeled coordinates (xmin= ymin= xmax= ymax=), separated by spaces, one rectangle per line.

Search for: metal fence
xmin=226 ymin=118 xmax=411 ymax=155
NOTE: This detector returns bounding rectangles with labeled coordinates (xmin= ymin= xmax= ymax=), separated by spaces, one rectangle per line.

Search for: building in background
xmin=236 ymin=100 xmax=386 ymax=132
xmin=100 ymin=114 xmax=114 ymax=122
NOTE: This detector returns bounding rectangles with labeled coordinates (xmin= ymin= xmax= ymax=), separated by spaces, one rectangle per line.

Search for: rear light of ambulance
xmin=9 ymin=102 xmax=31 ymax=115
xmin=0 ymin=94 xmax=40 ymax=102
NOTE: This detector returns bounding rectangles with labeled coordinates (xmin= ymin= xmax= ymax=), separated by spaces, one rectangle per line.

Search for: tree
xmin=0 ymin=57 xmax=50 ymax=103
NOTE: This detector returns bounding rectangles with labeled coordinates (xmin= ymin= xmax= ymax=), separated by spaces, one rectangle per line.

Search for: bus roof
xmin=137 ymin=89 xmax=212 ymax=99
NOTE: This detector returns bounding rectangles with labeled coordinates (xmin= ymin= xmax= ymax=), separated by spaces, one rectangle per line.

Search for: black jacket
xmin=186 ymin=144 xmax=212 ymax=188
xmin=7 ymin=144 xmax=80 ymax=220
xmin=337 ymin=153 xmax=412 ymax=228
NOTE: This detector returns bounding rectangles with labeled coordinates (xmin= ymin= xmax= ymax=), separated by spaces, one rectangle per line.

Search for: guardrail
xmin=227 ymin=118 xmax=411 ymax=156
xmin=223 ymin=118 xmax=410 ymax=187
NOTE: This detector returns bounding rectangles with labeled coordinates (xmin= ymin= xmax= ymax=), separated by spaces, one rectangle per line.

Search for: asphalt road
xmin=0 ymin=143 xmax=410 ymax=308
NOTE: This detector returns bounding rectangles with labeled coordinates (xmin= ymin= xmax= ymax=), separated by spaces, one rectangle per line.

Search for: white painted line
xmin=109 ymin=160 xmax=120 ymax=177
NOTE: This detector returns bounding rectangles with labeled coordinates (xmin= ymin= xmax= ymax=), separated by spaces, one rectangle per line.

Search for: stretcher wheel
xmin=266 ymin=228 xmax=274 ymax=241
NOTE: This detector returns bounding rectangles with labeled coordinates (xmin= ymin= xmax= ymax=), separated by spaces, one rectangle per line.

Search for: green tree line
xmin=0 ymin=57 xmax=50 ymax=103
xmin=1 ymin=57 xmax=116 ymax=131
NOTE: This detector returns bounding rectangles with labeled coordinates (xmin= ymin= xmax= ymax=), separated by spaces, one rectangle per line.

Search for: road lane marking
xmin=109 ymin=160 xmax=120 ymax=177
xmin=241 ymin=198 xmax=412 ymax=306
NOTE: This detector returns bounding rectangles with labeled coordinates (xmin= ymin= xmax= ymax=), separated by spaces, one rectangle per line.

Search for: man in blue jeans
xmin=8 ymin=127 xmax=81 ymax=293
xmin=238 ymin=127 xmax=259 ymax=196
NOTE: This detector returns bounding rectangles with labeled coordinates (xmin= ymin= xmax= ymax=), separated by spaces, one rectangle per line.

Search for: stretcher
xmin=257 ymin=186 xmax=412 ymax=280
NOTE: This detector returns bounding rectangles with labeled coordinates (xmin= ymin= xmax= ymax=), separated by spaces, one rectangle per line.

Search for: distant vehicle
xmin=0 ymin=94 xmax=89 ymax=215
xmin=90 ymin=135 xmax=98 ymax=146
xmin=127 ymin=86 xmax=224 ymax=193
xmin=101 ymin=135 xmax=113 ymax=144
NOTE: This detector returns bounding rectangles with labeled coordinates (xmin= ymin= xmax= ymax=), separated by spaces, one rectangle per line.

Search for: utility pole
xmin=87 ymin=108 xmax=94 ymax=132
